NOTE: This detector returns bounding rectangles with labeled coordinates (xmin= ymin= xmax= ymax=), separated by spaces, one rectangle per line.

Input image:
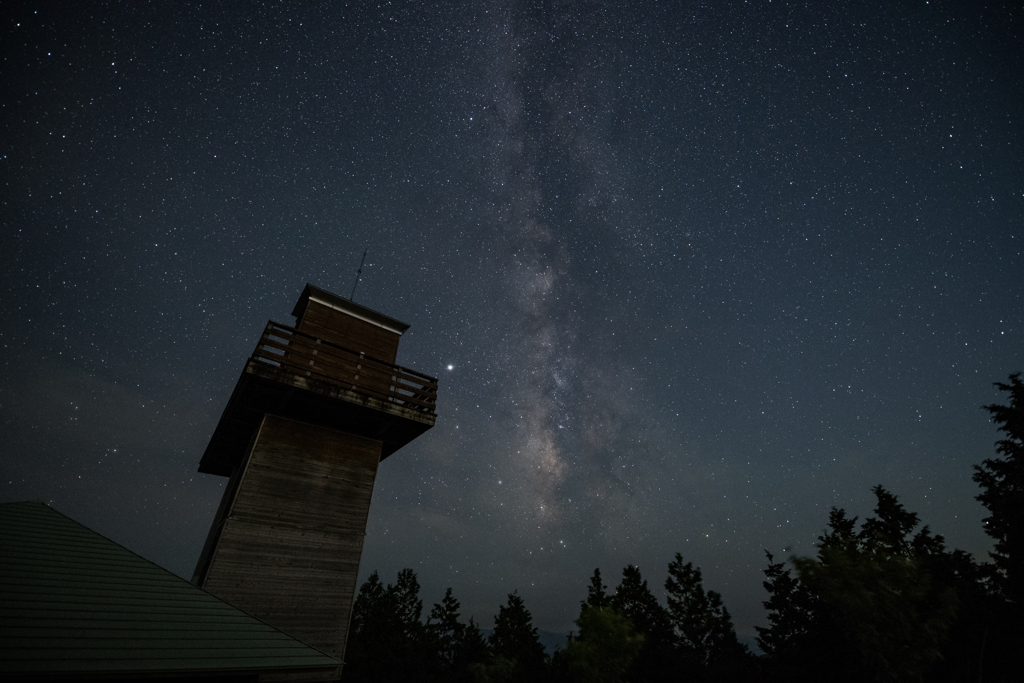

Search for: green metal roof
xmin=0 ymin=501 xmax=340 ymax=680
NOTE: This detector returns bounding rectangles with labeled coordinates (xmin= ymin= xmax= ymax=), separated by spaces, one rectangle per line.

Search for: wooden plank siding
xmin=297 ymin=300 xmax=399 ymax=364
xmin=197 ymin=415 xmax=382 ymax=659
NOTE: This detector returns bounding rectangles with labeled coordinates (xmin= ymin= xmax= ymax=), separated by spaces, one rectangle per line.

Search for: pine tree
xmin=757 ymin=509 xmax=862 ymax=682
xmin=584 ymin=567 xmax=608 ymax=610
xmin=974 ymin=372 xmax=1024 ymax=607
xmin=346 ymin=571 xmax=400 ymax=682
xmin=858 ymin=485 xmax=920 ymax=556
xmin=428 ymin=587 xmax=466 ymax=668
xmin=426 ymin=587 xmax=489 ymax=682
xmin=969 ymin=372 xmax=1024 ymax=679
xmin=488 ymin=591 xmax=547 ymax=680
xmin=818 ymin=506 xmax=858 ymax=550
xmin=391 ymin=567 xmax=425 ymax=639
xmin=350 ymin=570 xmax=390 ymax=640
xmin=345 ymin=569 xmax=431 ymax=683
xmin=665 ymin=553 xmax=748 ymax=680
xmin=610 ymin=565 xmax=673 ymax=682
xmin=460 ymin=616 xmax=491 ymax=669
xmin=558 ymin=606 xmax=644 ymax=683
xmin=755 ymin=551 xmax=817 ymax=660
xmin=610 ymin=565 xmax=672 ymax=645
xmin=793 ymin=488 xmax=958 ymax=682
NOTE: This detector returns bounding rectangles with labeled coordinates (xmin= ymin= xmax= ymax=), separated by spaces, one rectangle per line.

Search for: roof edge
xmin=0 ymin=501 xmax=342 ymax=673
xmin=291 ymin=283 xmax=410 ymax=335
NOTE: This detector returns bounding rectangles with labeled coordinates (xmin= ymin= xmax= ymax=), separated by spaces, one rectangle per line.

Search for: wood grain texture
xmin=198 ymin=415 xmax=382 ymax=659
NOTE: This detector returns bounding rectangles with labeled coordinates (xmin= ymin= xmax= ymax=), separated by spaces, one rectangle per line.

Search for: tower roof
xmin=292 ymin=283 xmax=410 ymax=335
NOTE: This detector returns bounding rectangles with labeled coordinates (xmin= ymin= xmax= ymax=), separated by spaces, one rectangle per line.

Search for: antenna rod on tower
xmin=349 ymin=250 xmax=367 ymax=301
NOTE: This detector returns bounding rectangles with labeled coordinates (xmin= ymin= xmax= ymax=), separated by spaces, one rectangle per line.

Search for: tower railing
xmin=251 ymin=321 xmax=438 ymax=414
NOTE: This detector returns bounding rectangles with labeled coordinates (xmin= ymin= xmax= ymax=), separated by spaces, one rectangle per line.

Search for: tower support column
xmin=195 ymin=413 xmax=382 ymax=658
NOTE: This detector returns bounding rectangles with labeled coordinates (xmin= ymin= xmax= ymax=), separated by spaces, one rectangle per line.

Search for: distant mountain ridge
xmin=479 ymin=629 xmax=569 ymax=656
xmin=537 ymin=630 xmax=570 ymax=655
xmin=481 ymin=629 xmax=761 ymax=657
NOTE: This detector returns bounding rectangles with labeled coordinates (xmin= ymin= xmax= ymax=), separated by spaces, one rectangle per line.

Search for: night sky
xmin=2 ymin=1 xmax=1021 ymax=642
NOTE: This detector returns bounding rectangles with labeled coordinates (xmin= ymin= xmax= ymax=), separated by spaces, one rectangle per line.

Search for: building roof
xmin=0 ymin=501 xmax=341 ymax=680
xmin=291 ymin=283 xmax=410 ymax=335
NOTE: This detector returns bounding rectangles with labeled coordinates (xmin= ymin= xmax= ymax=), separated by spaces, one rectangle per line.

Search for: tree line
xmin=342 ymin=374 xmax=1023 ymax=682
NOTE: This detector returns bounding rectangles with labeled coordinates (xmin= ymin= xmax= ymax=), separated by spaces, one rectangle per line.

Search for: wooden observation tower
xmin=192 ymin=284 xmax=437 ymax=669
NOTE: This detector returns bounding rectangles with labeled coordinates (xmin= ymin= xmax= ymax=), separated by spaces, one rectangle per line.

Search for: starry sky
xmin=2 ymin=1 xmax=1021 ymax=641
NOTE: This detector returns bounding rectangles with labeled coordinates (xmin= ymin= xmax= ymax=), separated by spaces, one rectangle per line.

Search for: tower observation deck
xmin=192 ymin=284 xmax=437 ymax=675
